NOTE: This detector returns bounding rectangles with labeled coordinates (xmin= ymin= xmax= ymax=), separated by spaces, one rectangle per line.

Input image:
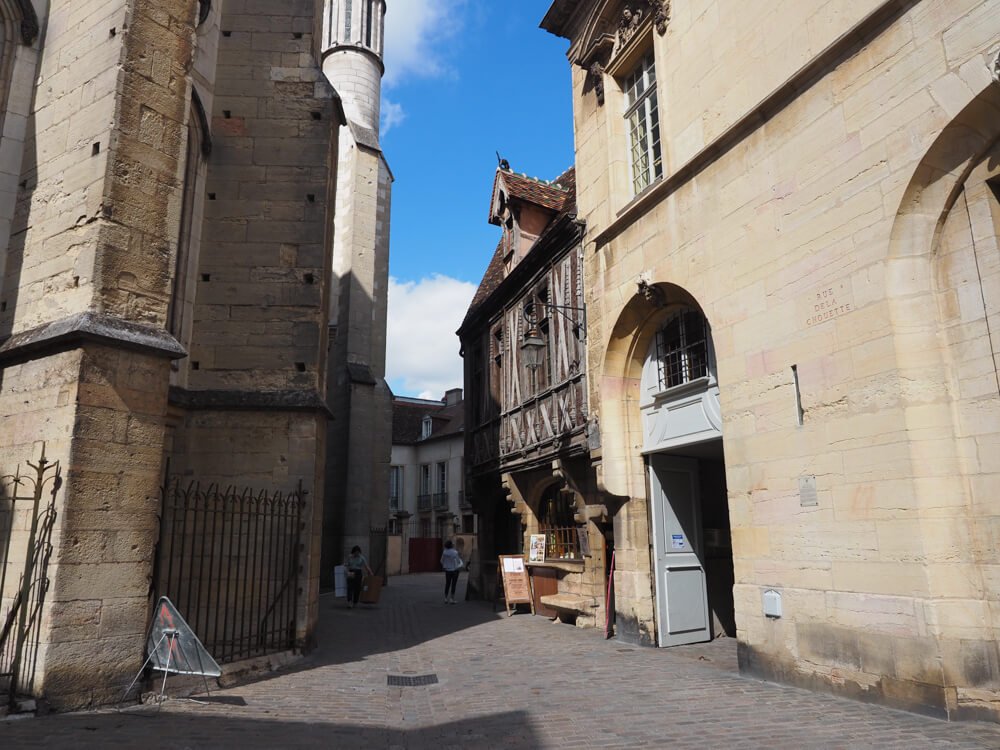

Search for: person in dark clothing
xmin=345 ymin=545 xmax=374 ymax=608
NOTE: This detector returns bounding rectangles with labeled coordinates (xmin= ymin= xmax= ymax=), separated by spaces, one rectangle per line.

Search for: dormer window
xmin=421 ymin=416 xmax=432 ymax=439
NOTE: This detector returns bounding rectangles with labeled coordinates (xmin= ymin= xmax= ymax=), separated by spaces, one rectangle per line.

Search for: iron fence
xmin=433 ymin=492 xmax=449 ymax=511
xmin=0 ymin=447 xmax=60 ymax=708
xmin=153 ymin=479 xmax=305 ymax=665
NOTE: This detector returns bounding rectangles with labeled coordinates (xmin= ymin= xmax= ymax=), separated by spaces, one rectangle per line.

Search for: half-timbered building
xmin=460 ymin=164 xmax=608 ymax=625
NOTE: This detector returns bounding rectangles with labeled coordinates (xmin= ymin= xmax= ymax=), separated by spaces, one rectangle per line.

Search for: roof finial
xmin=496 ymin=151 xmax=510 ymax=171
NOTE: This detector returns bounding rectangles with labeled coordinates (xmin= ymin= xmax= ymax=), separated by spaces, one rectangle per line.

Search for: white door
xmin=649 ymin=454 xmax=710 ymax=647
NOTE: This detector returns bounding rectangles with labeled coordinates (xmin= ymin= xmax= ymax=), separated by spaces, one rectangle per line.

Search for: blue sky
xmin=381 ymin=1 xmax=574 ymax=399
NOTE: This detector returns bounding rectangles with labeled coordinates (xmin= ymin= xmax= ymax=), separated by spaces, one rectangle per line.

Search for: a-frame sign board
xmin=120 ymin=597 xmax=222 ymax=708
xmin=497 ymin=555 xmax=534 ymax=616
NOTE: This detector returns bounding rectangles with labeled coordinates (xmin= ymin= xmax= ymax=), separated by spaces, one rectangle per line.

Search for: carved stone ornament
xmin=617 ymin=0 xmax=670 ymax=48
xmin=588 ymin=61 xmax=606 ymax=106
xmin=15 ymin=0 xmax=39 ymax=45
xmin=637 ymin=279 xmax=666 ymax=308
xmin=654 ymin=0 xmax=671 ymax=35
xmin=992 ymin=49 xmax=1000 ymax=85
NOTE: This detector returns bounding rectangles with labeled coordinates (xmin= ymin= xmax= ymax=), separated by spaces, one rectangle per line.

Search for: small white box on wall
xmin=763 ymin=589 xmax=782 ymax=618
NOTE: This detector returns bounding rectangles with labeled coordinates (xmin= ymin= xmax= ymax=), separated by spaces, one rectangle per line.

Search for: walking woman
xmin=345 ymin=545 xmax=374 ymax=608
xmin=440 ymin=540 xmax=464 ymax=604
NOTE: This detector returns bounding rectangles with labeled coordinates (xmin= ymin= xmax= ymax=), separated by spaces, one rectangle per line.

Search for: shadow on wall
xmin=321 ymin=269 xmax=392 ymax=588
xmin=0 ymin=4 xmax=45 ymax=349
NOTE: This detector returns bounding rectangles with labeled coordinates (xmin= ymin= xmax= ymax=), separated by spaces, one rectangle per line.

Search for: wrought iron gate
xmin=0 ymin=448 xmax=59 ymax=708
xmin=153 ymin=479 xmax=305 ymax=664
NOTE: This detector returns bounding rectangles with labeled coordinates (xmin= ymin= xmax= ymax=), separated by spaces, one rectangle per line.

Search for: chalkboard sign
xmin=498 ymin=555 xmax=534 ymax=617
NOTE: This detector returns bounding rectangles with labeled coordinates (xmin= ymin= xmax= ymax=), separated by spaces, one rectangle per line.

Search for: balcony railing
xmin=417 ymin=494 xmax=431 ymax=512
xmin=459 ymin=491 xmax=472 ymax=510
xmin=433 ymin=492 xmax=449 ymax=510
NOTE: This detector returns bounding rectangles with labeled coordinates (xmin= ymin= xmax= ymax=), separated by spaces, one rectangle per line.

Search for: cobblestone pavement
xmin=4 ymin=573 xmax=1000 ymax=749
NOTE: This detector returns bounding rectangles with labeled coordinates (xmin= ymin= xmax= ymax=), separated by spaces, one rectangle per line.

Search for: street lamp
xmin=520 ymin=323 xmax=547 ymax=371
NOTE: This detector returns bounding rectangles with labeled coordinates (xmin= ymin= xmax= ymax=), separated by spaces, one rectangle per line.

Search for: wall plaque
xmin=802 ymin=281 xmax=854 ymax=328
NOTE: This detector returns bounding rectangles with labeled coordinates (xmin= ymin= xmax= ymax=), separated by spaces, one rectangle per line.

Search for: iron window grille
xmin=539 ymin=488 xmax=582 ymax=561
xmin=624 ymin=52 xmax=663 ymax=195
xmin=655 ymin=310 xmax=709 ymax=390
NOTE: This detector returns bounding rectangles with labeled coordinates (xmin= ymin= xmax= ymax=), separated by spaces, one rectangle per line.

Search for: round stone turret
xmin=321 ymin=0 xmax=386 ymax=133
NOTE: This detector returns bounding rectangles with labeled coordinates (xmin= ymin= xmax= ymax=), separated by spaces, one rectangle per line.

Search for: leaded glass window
xmin=624 ymin=52 xmax=662 ymax=195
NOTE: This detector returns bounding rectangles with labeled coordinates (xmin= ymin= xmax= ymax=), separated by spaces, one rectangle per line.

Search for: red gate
xmin=408 ymin=538 xmax=443 ymax=574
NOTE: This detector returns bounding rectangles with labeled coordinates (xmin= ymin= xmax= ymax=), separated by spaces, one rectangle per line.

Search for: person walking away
xmin=346 ymin=545 xmax=374 ymax=608
xmin=440 ymin=540 xmax=463 ymax=604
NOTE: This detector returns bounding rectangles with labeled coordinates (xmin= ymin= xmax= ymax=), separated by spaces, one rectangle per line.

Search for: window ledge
xmin=618 ymin=175 xmax=665 ymax=217
xmin=527 ymin=560 xmax=585 ymax=572
xmin=650 ymin=375 xmax=714 ymax=403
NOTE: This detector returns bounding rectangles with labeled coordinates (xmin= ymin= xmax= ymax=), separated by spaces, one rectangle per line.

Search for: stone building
xmin=458 ymin=164 xmax=605 ymax=622
xmin=387 ymin=389 xmax=471 ymax=576
xmin=0 ymin=0 xmax=383 ymax=711
xmin=320 ymin=0 xmax=393 ymax=584
xmin=542 ymin=0 xmax=1000 ymax=721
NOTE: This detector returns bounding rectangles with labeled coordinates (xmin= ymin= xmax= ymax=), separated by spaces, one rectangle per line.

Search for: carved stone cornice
xmin=573 ymin=0 xmax=672 ymax=107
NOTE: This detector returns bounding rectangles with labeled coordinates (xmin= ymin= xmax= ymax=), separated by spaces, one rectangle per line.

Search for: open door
xmin=649 ymin=454 xmax=710 ymax=647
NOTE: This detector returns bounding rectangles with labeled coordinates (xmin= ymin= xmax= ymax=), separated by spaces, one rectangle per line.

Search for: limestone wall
xmin=165 ymin=0 xmax=339 ymax=654
xmin=558 ymin=0 xmax=1000 ymax=719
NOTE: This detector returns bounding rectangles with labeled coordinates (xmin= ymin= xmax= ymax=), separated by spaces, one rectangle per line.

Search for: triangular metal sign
xmin=147 ymin=597 xmax=222 ymax=678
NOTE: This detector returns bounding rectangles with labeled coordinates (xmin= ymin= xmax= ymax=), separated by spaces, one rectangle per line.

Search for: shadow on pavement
xmin=0 ymin=708 xmax=543 ymax=749
xmin=306 ymin=573 xmax=506 ymax=668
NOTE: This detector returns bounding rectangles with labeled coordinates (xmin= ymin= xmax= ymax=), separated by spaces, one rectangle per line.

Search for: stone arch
xmin=883 ymin=73 xmax=1000 ymax=662
xmin=597 ymin=281 xmax=709 ymax=499
xmin=885 ymin=79 xmax=1000 ymax=437
xmin=887 ymin=83 xmax=1000 ymax=266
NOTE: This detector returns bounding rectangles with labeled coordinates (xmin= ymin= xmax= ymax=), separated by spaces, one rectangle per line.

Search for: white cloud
xmin=380 ymin=98 xmax=406 ymax=136
xmin=386 ymin=274 xmax=476 ymax=399
xmin=382 ymin=0 xmax=466 ymax=88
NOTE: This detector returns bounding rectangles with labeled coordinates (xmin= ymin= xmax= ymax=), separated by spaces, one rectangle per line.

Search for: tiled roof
xmin=464 ymin=238 xmax=506 ymax=319
xmin=391 ymin=398 xmax=464 ymax=445
xmin=464 ymin=166 xmax=577 ymax=328
xmin=497 ymin=169 xmax=571 ymax=213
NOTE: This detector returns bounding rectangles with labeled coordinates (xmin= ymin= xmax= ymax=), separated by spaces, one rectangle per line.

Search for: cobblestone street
xmin=3 ymin=573 xmax=1000 ymax=749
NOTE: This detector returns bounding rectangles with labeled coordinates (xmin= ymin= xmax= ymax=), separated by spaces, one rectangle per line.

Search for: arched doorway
xmin=639 ymin=304 xmax=735 ymax=647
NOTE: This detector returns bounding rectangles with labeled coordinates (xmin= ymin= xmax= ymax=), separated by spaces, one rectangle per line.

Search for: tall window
xmin=655 ymin=310 xmax=709 ymax=390
xmin=418 ymin=464 xmax=431 ymax=512
xmin=421 ymin=416 xmax=432 ymax=439
xmin=344 ymin=0 xmax=353 ymax=40
xmin=168 ymin=95 xmax=208 ymax=346
xmin=389 ymin=465 xmax=402 ymax=511
xmin=624 ymin=52 xmax=662 ymax=195
xmin=365 ymin=0 xmax=374 ymax=46
xmin=436 ymin=462 xmax=447 ymax=493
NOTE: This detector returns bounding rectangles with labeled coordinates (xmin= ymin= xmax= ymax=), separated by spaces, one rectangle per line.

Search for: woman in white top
xmin=440 ymin=540 xmax=463 ymax=604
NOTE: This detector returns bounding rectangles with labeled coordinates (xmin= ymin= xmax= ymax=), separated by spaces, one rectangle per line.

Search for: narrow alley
xmin=3 ymin=574 xmax=1000 ymax=749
